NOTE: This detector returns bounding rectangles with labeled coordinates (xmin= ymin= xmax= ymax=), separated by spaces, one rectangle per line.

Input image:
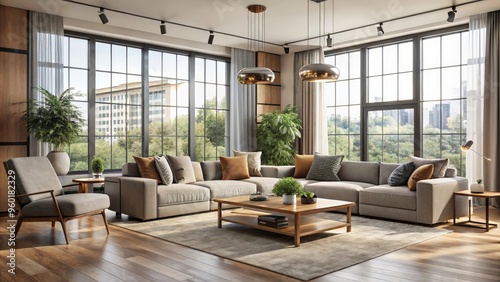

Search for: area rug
xmin=110 ymin=211 xmax=450 ymax=281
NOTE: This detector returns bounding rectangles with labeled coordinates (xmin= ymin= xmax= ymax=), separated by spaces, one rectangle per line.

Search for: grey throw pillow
xmin=409 ymin=156 xmax=449 ymax=178
xmin=154 ymin=155 xmax=173 ymax=185
xmin=388 ymin=162 xmax=415 ymax=186
xmin=306 ymin=153 xmax=344 ymax=181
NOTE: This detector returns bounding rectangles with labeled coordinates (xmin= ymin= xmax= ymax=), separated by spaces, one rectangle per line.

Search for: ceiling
xmin=2 ymin=0 xmax=500 ymax=55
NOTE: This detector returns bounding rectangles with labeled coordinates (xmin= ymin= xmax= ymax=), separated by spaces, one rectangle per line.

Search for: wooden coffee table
xmin=213 ymin=195 xmax=356 ymax=247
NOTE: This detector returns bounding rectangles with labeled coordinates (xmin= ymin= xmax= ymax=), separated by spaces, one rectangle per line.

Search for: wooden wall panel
xmin=0 ymin=146 xmax=28 ymax=211
xmin=257 ymin=52 xmax=280 ymax=72
xmin=255 ymin=52 xmax=281 ymax=123
xmin=257 ymin=85 xmax=281 ymax=105
xmin=0 ymin=52 xmax=28 ymax=142
xmin=256 ymin=105 xmax=281 ymax=122
xmin=0 ymin=6 xmax=28 ymax=50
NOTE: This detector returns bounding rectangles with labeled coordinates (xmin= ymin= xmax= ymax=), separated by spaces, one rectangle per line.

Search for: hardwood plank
xmin=127 ymin=256 xmax=193 ymax=281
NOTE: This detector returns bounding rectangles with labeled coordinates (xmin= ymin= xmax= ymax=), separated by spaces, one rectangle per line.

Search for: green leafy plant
xmin=476 ymin=179 xmax=483 ymax=184
xmin=91 ymin=157 xmax=104 ymax=174
xmin=272 ymin=177 xmax=304 ymax=196
xmin=302 ymin=190 xmax=315 ymax=199
xmin=22 ymin=88 xmax=85 ymax=151
xmin=257 ymin=105 xmax=302 ymax=165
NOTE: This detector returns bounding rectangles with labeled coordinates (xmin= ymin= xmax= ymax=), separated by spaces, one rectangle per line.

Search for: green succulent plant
xmin=303 ymin=190 xmax=315 ymax=199
xmin=476 ymin=179 xmax=483 ymax=184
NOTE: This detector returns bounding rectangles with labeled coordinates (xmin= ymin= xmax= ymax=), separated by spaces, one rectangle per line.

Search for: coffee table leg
xmin=294 ymin=214 xmax=301 ymax=247
xmin=346 ymin=206 xmax=352 ymax=232
xmin=79 ymin=183 xmax=88 ymax=193
xmin=217 ymin=202 xmax=222 ymax=228
xmin=486 ymin=198 xmax=490 ymax=231
xmin=453 ymin=194 xmax=456 ymax=225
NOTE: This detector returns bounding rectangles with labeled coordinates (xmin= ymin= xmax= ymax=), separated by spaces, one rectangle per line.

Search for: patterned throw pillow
xmin=409 ymin=156 xmax=449 ymax=178
xmin=166 ymin=155 xmax=197 ymax=184
xmin=133 ymin=156 xmax=162 ymax=184
xmin=407 ymin=164 xmax=434 ymax=191
xmin=306 ymin=153 xmax=344 ymax=181
xmin=154 ymin=155 xmax=173 ymax=185
xmin=233 ymin=150 xmax=263 ymax=177
xmin=388 ymin=162 xmax=415 ymax=186
xmin=220 ymin=155 xmax=250 ymax=180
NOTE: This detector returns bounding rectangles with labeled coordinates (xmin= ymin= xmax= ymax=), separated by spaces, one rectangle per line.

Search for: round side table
xmin=72 ymin=177 xmax=105 ymax=193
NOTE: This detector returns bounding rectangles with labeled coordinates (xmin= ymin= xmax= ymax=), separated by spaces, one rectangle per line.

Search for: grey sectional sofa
xmin=105 ymin=160 xmax=469 ymax=225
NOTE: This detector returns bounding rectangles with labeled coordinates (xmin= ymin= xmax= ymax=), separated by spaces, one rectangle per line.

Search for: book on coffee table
xmin=257 ymin=215 xmax=288 ymax=223
xmin=257 ymin=219 xmax=289 ymax=229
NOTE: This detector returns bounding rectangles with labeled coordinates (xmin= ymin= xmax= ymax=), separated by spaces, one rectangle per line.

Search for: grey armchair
xmin=4 ymin=156 xmax=110 ymax=244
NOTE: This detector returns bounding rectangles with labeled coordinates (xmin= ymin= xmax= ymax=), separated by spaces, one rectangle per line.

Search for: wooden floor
xmin=1 ymin=207 xmax=499 ymax=282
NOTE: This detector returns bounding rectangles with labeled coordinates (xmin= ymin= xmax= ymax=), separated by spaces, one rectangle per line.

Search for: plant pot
xmin=301 ymin=195 xmax=317 ymax=204
xmin=46 ymin=151 xmax=70 ymax=176
xmin=470 ymin=183 xmax=484 ymax=193
xmin=93 ymin=173 xmax=102 ymax=179
xmin=282 ymin=194 xmax=296 ymax=205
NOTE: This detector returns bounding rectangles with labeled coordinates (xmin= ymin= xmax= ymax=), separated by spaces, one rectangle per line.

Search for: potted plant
xmin=91 ymin=156 xmax=104 ymax=178
xmin=22 ymin=88 xmax=85 ymax=175
xmin=470 ymin=178 xmax=484 ymax=193
xmin=301 ymin=190 xmax=317 ymax=204
xmin=272 ymin=177 xmax=304 ymax=205
xmin=257 ymin=105 xmax=302 ymax=165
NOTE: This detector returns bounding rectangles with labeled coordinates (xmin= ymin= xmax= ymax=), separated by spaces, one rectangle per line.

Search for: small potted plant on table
xmin=301 ymin=190 xmax=317 ymax=204
xmin=272 ymin=177 xmax=304 ymax=205
xmin=470 ymin=179 xmax=484 ymax=193
xmin=91 ymin=156 xmax=104 ymax=178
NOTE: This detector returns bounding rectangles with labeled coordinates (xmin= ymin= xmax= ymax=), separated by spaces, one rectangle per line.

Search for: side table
xmin=72 ymin=177 xmax=105 ymax=193
xmin=453 ymin=190 xmax=500 ymax=231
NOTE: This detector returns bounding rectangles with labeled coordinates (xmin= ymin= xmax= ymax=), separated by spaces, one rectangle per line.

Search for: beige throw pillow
xmin=233 ymin=150 xmax=262 ymax=177
xmin=154 ymin=155 xmax=173 ymax=185
xmin=407 ymin=164 xmax=434 ymax=191
xmin=220 ymin=155 xmax=250 ymax=180
xmin=166 ymin=155 xmax=196 ymax=184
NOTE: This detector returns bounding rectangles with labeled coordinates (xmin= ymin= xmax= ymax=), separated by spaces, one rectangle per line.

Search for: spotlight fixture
xmin=283 ymin=45 xmax=290 ymax=54
xmin=377 ymin=23 xmax=384 ymax=36
xmin=160 ymin=21 xmax=167 ymax=35
xmin=460 ymin=140 xmax=492 ymax=161
xmin=326 ymin=34 xmax=332 ymax=47
xmin=208 ymin=31 xmax=214 ymax=44
xmin=447 ymin=6 xmax=457 ymax=23
xmin=98 ymin=8 xmax=109 ymax=24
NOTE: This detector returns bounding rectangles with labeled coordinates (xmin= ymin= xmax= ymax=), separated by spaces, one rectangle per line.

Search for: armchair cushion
xmin=22 ymin=193 xmax=110 ymax=217
xmin=7 ymin=157 xmax=64 ymax=205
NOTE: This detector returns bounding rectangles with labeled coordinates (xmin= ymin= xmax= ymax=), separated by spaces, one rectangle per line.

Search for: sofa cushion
xmin=359 ymin=185 xmax=416 ymax=210
xmin=306 ymin=153 xmax=344 ymax=181
xmin=242 ymin=177 xmax=280 ymax=195
xmin=154 ymin=155 xmax=174 ymax=185
xmin=388 ymin=162 xmax=415 ymax=186
xmin=379 ymin=163 xmax=400 ymax=185
xmin=305 ymin=181 xmax=367 ymax=214
xmin=157 ymin=184 xmax=210 ymax=206
xmin=233 ymin=150 xmax=263 ymax=177
xmin=122 ymin=162 xmax=141 ymax=177
xmin=220 ymin=155 xmax=250 ymax=180
xmin=409 ymin=156 xmax=448 ymax=178
xmin=338 ymin=161 xmax=380 ymax=185
xmin=407 ymin=164 xmax=434 ymax=191
xmin=133 ymin=156 xmax=162 ymax=184
xmin=192 ymin=162 xmax=204 ymax=181
xmin=194 ymin=180 xmax=256 ymax=198
xmin=22 ymin=193 xmax=110 ymax=217
xmin=167 ymin=156 xmax=197 ymax=184
xmin=294 ymin=154 xmax=314 ymax=178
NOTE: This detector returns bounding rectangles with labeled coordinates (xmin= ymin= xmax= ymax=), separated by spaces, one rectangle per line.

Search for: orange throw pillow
xmin=133 ymin=156 xmax=162 ymax=184
xmin=407 ymin=164 xmax=434 ymax=191
xmin=294 ymin=154 xmax=314 ymax=178
xmin=220 ymin=155 xmax=250 ymax=180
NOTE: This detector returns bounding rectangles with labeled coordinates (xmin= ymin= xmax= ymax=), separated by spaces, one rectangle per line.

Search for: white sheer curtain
xmin=29 ymin=11 xmax=64 ymax=156
xmin=466 ymin=14 xmax=487 ymax=190
xmin=293 ymin=48 xmax=328 ymax=155
xmin=229 ymin=48 xmax=257 ymax=152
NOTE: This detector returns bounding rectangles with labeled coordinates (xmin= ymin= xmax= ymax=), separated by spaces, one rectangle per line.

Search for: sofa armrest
xmin=261 ymin=165 xmax=295 ymax=178
xmin=416 ymin=177 xmax=468 ymax=225
xmin=104 ymin=176 xmax=122 ymax=213
xmin=120 ymin=177 xmax=158 ymax=220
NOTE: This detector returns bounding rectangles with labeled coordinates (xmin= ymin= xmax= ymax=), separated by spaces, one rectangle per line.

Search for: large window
xmin=95 ymin=42 xmax=143 ymax=169
xmin=63 ymin=33 xmax=230 ymax=173
xmin=421 ymin=32 xmax=468 ymax=175
xmin=63 ymin=36 xmax=89 ymax=171
xmin=326 ymin=27 xmax=468 ymax=175
xmin=325 ymin=51 xmax=361 ymax=160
